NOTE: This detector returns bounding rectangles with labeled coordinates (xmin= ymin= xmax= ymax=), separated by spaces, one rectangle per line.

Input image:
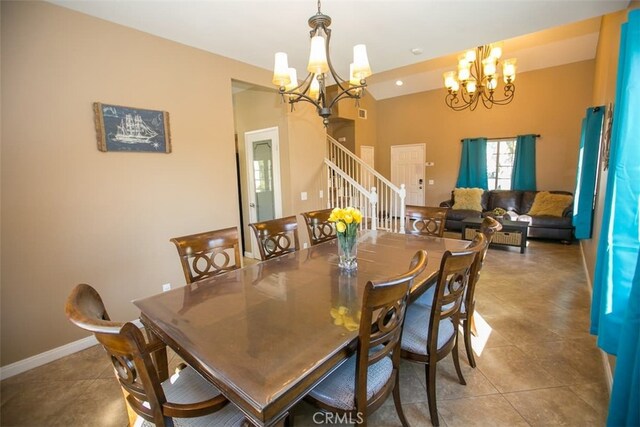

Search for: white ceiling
xmin=50 ymin=0 xmax=629 ymax=99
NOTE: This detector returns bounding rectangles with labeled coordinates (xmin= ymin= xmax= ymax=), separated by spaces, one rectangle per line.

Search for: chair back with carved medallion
xmin=65 ymin=284 xmax=169 ymax=425
xmin=65 ymin=284 xmax=236 ymax=427
xmin=355 ymin=250 xmax=428 ymax=417
xmin=301 ymin=208 xmax=337 ymax=246
xmin=249 ymin=216 xmax=300 ymax=261
xmin=406 ymin=206 xmax=448 ymax=237
xmin=427 ymin=234 xmax=487 ymax=357
xmin=170 ymin=227 xmax=242 ymax=284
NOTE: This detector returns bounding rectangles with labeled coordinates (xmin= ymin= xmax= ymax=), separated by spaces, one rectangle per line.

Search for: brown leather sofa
xmin=440 ymin=190 xmax=574 ymax=242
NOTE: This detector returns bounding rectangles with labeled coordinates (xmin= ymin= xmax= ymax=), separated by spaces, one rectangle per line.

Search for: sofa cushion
xmin=446 ymin=209 xmax=482 ymax=222
xmin=452 ymin=188 xmax=484 ymax=211
xmin=528 ymin=192 xmax=573 ymax=217
xmin=521 ymin=191 xmax=538 ymax=214
xmin=529 ymin=215 xmax=573 ymax=228
xmin=489 ymin=190 xmax=522 ymax=213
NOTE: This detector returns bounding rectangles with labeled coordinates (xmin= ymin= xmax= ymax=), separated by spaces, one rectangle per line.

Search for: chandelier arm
xmin=323 ymin=28 xmax=352 ymax=94
xmin=327 ymin=84 xmax=366 ymax=109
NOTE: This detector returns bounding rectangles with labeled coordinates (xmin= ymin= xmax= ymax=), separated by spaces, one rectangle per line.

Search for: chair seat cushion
xmin=401 ymin=305 xmax=456 ymax=356
xmin=307 ymin=353 xmax=393 ymax=410
xmin=141 ymin=366 xmax=245 ymax=427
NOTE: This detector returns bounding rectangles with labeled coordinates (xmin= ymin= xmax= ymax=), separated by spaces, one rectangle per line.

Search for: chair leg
xmin=452 ymin=337 xmax=467 ymax=386
xmin=463 ymin=319 xmax=477 ymax=368
xmin=425 ymin=363 xmax=439 ymax=426
xmin=393 ymin=373 xmax=410 ymax=427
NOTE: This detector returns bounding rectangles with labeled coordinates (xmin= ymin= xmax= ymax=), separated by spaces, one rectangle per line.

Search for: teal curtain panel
xmin=587 ymin=10 xmax=640 ymax=427
xmin=456 ymin=137 xmax=488 ymax=189
xmin=572 ymin=106 xmax=604 ymax=239
xmin=511 ymin=134 xmax=537 ymax=190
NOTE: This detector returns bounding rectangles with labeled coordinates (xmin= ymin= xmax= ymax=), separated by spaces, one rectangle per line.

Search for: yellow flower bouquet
xmin=329 ymin=206 xmax=362 ymax=270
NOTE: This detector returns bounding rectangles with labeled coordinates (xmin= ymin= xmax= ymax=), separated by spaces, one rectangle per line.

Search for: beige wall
xmin=582 ymin=5 xmax=639 ymax=282
xmin=376 ymin=60 xmax=595 ymax=206
xmin=334 ymin=91 xmax=378 ymax=158
xmin=233 ymin=85 xmax=290 ymax=252
xmin=232 ymin=85 xmax=326 ymax=253
xmin=0 ymin=2 xmax=324 ymax=365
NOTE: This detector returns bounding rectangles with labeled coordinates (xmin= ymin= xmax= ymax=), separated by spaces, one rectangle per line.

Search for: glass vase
xmin=338 ymin=233 xmax=358 ymax=271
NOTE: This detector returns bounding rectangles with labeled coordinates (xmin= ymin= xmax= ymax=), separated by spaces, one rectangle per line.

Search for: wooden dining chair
xmin=461 ymin=216 xmax=502 ymax=367
xmin=306 ymin=250 xmax=428 ymax=427
xmin=65 ymin=284 xmax=244 ymax=427
xmin=414 ymin=216 xmax=502 ymax=368
xmin=400 ymin=234 xmax=487 ymax=426
xmin=301 ymin=208 xmax=337 ymax=246
xmin=406 ymin=206 xmax=448 ymax=237
xmin=249 ymin=216 xmax=300 ymax=261
xmin=170 ymin=227 xmax=242 ymax=284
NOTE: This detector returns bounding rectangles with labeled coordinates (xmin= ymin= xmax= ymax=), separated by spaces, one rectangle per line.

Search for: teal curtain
xmin=511 ymin=134 xmax=537 ymax=190
xmin=608 ymin=251 xmax=640 ymax=426
xmin=573 ymin=107 xmax=605 ymax=239
xmin=588 ymin=10 xmax=640 ymax=427
xmin=456 ymin=138 xmax=488 ymax=189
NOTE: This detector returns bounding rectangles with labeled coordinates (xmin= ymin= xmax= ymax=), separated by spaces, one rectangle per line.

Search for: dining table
xmin=134 ymin=230 xmax=470 ymax=426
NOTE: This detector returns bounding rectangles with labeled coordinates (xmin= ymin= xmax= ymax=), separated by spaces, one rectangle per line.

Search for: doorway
xmin=391 ymin=143 xmax=425 ymax=206
xmin=360 ymin=145 xmax=375 ymax=169
xmin=245 ymin=127 xmax=283 ymax=258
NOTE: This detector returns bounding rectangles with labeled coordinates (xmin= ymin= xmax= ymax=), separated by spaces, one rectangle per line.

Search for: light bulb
xmin=489 ymin=43 xmax=503 ymax=60
xmin=503 ymin=58 xmax=517 ymax=83
xmin=458 ymin=64 xmax=471 ymax=82
xmin=466 ymin=78 xmax=477 ymax=94
xmin=272 ymin=52 xmax=291 ymax=87
xmin=285 ymin=68 xmax=298 ymax=92
xmin=443 ymin=71 xmax=457 ymax=90
xmin=482 ymin=58 xmax=497 ymax=76
xmin=309 ymin=74 xmax=320 ymax=99
xmin=465 ymin=49 xmax=477 ymax=63
xmin=352 ymin=44 xmax=372 ymax=79
xmin=307 ymin=36 xmax=329 ymax=74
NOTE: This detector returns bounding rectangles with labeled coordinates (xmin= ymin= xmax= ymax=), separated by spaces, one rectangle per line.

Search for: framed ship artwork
xmin=93 ymin=103 xmax=171 ymax=153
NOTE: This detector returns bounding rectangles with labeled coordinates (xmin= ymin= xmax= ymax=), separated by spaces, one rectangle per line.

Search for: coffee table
xmin=461 ymin=216 xmax=529 ymax=253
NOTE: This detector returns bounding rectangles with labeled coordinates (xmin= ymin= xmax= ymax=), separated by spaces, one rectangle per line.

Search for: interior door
xmin=391 ymin=144 xmax=425 ymax=206
xmin=245 ymin=127 xmax=282 ymax=258
xmin=360 ymin=145 xmax=375 ymax=169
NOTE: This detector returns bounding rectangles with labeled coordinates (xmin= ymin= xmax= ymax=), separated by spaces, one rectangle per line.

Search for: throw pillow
xmin=452 ymin=188 xmax=484 ymax=211
xmin=527 ymin=192 xmax=573 ymax=217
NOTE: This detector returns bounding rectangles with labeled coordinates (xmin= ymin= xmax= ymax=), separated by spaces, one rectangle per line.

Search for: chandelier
xmin=443 ymin=44 xmax=517 ymax=111
xmin=272 ymin=0 xmax=372 ymax=126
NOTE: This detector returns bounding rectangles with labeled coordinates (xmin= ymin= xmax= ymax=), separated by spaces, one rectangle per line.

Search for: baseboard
xmin=0 ymin=318 xmax=144 ymax=381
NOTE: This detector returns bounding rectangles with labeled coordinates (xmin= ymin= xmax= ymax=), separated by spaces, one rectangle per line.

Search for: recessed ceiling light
xmin=411 ymin=48 xmax=423 ymax=55
xmin=395 ymin=80 xmax=404 ymax=86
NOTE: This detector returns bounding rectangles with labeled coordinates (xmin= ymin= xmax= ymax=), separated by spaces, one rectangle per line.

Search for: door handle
xmin=418 ymin=178 xmax=424 ymax=184
xmin=249 ymin=203 xmax=256 ymax=207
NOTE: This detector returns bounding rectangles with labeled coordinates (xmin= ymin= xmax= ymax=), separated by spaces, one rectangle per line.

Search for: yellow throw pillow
xmin=528 ymin=192 xmax=573 ymax=217
xmin=452 ymin=188 xmax=484 ymax=211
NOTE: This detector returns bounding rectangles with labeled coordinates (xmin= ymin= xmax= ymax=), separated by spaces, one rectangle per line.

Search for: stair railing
xmin=326 ymin=135 xmax=406 ymax=233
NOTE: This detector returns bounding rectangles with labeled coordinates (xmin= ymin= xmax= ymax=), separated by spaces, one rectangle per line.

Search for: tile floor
xmin=0 ymin=237 xmax=609 ymax=426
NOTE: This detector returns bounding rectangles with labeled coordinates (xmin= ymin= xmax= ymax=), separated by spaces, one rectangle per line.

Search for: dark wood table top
xmin=134 ymin=230 xmax=469 ymax=426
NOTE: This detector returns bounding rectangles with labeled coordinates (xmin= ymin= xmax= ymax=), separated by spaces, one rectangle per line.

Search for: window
xmin=486 ymin=138 xmax=517 ymax=190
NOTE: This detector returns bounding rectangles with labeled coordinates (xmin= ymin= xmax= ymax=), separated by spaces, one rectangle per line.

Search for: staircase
xmin=325 ymin=135 xmax=406 ymax=233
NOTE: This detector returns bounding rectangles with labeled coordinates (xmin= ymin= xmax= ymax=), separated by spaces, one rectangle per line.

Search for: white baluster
xmin=369 ymin=186 xmax=378 ymax=231
xmin=399 ymin=184 xmax=406 ymax=234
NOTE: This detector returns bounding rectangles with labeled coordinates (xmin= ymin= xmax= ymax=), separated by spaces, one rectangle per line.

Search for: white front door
xmin=245 ymin=127 xmax=282 ymax=258
xmin=391 ymin=144 xmax=425 ymax=206
xmin=360 ymin=146 xmax=375 ymax=169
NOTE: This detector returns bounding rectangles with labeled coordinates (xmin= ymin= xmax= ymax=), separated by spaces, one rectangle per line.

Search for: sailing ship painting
xmin=94 ymin=103 xmax=171 ymax=153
